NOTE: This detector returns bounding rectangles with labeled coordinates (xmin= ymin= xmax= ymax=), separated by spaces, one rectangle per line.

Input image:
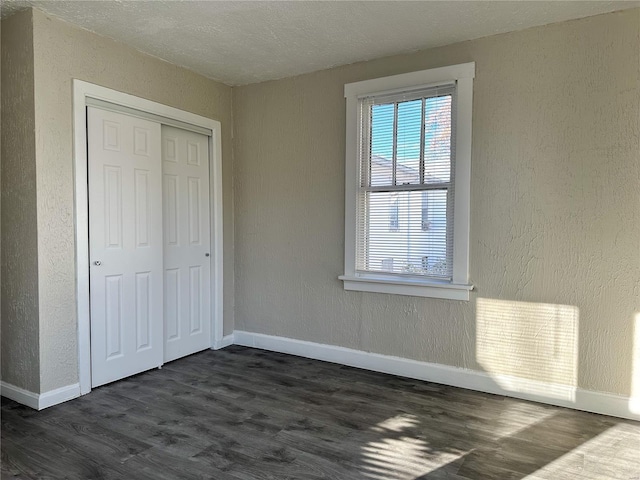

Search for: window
xmin=340 ymin=63 xmax=475 ymax=300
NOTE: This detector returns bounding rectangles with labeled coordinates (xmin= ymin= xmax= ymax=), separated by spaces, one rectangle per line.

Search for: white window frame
xmin=339 ymin=63 xmax=475 ymax=301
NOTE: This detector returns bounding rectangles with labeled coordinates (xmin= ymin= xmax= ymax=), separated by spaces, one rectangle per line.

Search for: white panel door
xmin=88 ymin=107 xmax=164 ymax=387
xmin=162 ymin=126 xmax=211 ymax=362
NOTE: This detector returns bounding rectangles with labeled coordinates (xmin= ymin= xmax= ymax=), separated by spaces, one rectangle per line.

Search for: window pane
xmin=396 ymin=99 xmax=422 ymax=185
xmin=370 ymin=103 xmax=394 ymax=186
xmin=424 ymin=95 xmax=452 ymax=183
xmin=359 ymin=189 xmax=450 ymax=278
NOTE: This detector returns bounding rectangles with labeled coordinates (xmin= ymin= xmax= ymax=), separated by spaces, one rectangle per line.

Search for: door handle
xmin=94 ymin=260 xmax=102 ymax=266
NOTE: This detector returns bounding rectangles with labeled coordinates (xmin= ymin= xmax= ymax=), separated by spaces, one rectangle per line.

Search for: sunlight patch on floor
xmin=370 ymin=413 xmax=420 ymax=433
xmin=359 ymin=414 xmax=467 ymax=479
xmin=359 ymin=437 xmax=466 ymax=479
xmin=489 ymin=401 xmax=556 ymax=438
xmin=523 ymin=423 xmax=640 ymax=479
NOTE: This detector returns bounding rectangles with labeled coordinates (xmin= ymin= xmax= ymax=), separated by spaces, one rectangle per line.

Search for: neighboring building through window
xmin=381 ymin=257 xmax=394 ymax=272
xmin=421 ymin=191 xmax=431 ymax=231
xmin=388 ymin=195 xmax=399 ymax=231
xmin=340 ymin=63 xmax=475 ymax=300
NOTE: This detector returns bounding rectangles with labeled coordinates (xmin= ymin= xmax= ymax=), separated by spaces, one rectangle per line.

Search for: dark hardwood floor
xmin=2 ymin=346 xmax=639 ymax=479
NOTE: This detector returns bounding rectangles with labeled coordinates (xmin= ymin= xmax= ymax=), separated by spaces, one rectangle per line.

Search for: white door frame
xmin=73 ymin=80 xmax=224 ymax=395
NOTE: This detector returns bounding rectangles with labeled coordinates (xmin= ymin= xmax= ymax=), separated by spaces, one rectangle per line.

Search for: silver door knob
xmin=94 ymin=261 xmax=102 ymax=266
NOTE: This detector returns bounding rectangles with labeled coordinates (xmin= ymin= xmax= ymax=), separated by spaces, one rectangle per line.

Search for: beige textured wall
xmin=1 ymin=9 xmax=40 ymax=393
xmin=233 ymin=9 xmax=640 ymax=397
xmin=31 ymin=9 xmax=235 ymax=392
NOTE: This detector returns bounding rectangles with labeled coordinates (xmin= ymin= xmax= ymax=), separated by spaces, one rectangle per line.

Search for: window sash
xmin=355 ymin=84 xmax=457 ymax=280
xmin=355 ymin=189 xmax=453 ymax=279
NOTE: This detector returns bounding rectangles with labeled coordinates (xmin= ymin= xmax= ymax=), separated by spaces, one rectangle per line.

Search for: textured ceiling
xmin=1 ymin=1 xmax=638 ymax=85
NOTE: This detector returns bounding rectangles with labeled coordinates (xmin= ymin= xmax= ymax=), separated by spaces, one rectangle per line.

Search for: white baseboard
xmin=0 ymin=382 xmax=40 ymax=409
xmin=233 ymin=331 xmax=640 ymax=422
xmin=5 ymin=332 xmax=636 ymax=421
xmin=1 ymin=381 xmax=80 ymax=410
xmin=212 ymin=334 xmax=235 ymax=350
xmin=39 ymin=383 xmax=81 ymax=409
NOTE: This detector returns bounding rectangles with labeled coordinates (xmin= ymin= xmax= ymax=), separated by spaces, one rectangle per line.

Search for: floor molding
xmin=1 ymin=381 xmax=80 ymax=410
xmin=233 ymin=330 xmax=640 ymax=422
xmin=4 ymin=331 xmax=637 ymax=420
xmin=212 ymin=334 xmax=235 ymax=350
xmin=0 ymin=382 xmax=40 ymax=409
xmin=39 ymin=383 xmax=81 ymax=410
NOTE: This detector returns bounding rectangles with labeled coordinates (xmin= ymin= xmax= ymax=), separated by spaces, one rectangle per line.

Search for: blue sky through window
xmin=371 ymin=95 xmax=452 ymax=183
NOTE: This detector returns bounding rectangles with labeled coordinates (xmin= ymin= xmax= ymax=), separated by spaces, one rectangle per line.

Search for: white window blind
xmin=356 ymin=84 xmax=456 ymax=280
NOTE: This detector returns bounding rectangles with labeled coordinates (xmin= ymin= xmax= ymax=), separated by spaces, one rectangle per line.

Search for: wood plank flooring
xmin=2 ymin=346 xmax=639 ymax=479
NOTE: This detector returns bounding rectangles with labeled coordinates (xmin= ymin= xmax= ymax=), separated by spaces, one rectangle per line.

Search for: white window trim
xmin=340 ymin=63 xmax=475 ymax=301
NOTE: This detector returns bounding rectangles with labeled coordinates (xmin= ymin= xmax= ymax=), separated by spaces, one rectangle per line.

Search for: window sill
xmin=338 ymin=274 xmax=473 ymax=301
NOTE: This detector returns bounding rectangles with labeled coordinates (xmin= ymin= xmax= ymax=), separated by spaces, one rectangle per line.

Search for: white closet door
xmin=88 ymin=107 xmax=164 ymax=387
xmin=162 ymin=126 xmax=211 ymax=362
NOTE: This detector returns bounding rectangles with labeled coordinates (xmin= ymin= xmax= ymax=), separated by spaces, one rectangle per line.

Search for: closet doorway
xmin=74 ymin=81 xmax=224 ymax=394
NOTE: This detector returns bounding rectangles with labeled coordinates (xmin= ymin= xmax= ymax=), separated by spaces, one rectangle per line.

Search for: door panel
xmin=89 ymin=107 xmax=163 ymax=387
xmin=135 ymin=271 xmax=151 ymax=351
xmin=162 ymin=126 xmax=211 ymax=362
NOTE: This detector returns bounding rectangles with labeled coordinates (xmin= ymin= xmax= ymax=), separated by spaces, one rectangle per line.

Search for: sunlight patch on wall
xmin=359 ymin=414 xmax=466 ymax=480
xmin=630 ymin=313 xmax=640 ymax=414
xmin=476 ymin=298 xmax=579 ymax=400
